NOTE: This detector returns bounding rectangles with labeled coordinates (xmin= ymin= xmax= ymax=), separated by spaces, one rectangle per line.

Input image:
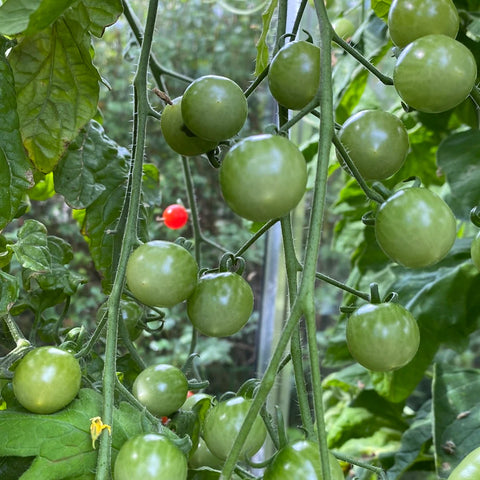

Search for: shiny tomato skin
xmin=338 ymin=109 xmax=409 ymax=181
xmin=181 ymin=75 xmax=248 ymax=142
xmin=393 ymin=34 xmax=477 ymax=114
xmin=375 ymin=187 xmax=457 ymax=268
xmin=133 ymin=364 xmax=189 ymax=417
xmin=114 ymin=433 xmax=188 ymax=480
xmin=263 ymin=440 xmax=344 ymax=480
xmin=163 ymin=204 xmax=189 ymax=230
xmin=471 ymin=232 xmax=480 ymax=271
xmin=332 ymin=18 xmax=356 ymax=40
xmin=189 ymin=437 xmax=224 ymax=470
xmin=125 ymin=240 xmax=198 ymax=308
xmin=268 ymin=41 xmax=320 ymax=110
xmin=388 ymin=0 xmax=459 ymax=48
xmin=187 ymin=272 xmax=254 ymax=337
xmin=219 ymin=134 xmax=307 ymax=222
xmin=13 ymin=346 xmax=81 ymax=414
xmin=160 ymin=97 xmax=217 ymax=156
xmin=448 ymin=446 xmax=480 ymax=479
xmin=346 ymin=302 xmax=420 ymax=372
xmin=203 ymin=396 xmax=267 ymax=460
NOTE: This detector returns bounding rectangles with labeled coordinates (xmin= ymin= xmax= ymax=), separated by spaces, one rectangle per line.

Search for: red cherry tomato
xmin=162 ymin=204 xmax=188 ymax=229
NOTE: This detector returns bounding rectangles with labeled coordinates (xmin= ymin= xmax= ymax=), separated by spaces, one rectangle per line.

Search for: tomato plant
xmin=471 ymin=232 xmax=480 ymax=271
xmin=267 ymin=40 xmax=320 ymax=110
xmin=97 ymin=299 xmax=144 ymax=341
xmin=375 ymin=187 xmax=457 ymax=268
xmin=114 ymin=433 xmax=188 ymax=480
xmin=133 ymin=364 xmax=189 ymax=417
xmin=163 ymin=203 xmax=189 ymax=230
xmin=393 ymin=34 xmax=477 ymax=113
xmin=219 ymin=134 xmax=307 ymax=222
xmin=125 ymin=240 xmax=198 ymax=308
xmin=160 ymin=97 xmax=217 ymax=156
xmin=187 ymin=272 xmax=254 ymax=337
xmin=263 ymin=440 xmax=344 ymax=480
xmin=181 ymin=75 xmax=248 ymax=142
xmin=387 ymin=0 xmax=459 ymax=48
xmin=203 ymin=396 xmax=267 ymax=460
xmin=12 ymin=346 xmax=82 ymax=414
xmin=189 ymin=437 xmax=224 ymax=470
xmin=346 ymin=302 xmax=420 ymax=372
xmin=337 ymin=109 xmax=409 ymax=181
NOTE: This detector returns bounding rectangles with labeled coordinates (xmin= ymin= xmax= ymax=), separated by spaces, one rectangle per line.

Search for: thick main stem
xmin=95 ymin=0 xmax=158 ymax=478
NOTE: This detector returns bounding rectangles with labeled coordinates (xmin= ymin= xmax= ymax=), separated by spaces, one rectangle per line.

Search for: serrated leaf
xmin=437 ymin=129 xmax=480 ymax=220
xmin=254 ymin=0 xmax=277 ymax=76
xmin=0 ymin=388 xmax=157 ymax=480
xmin=371 ymin=0 xmax=392 ymax=20
xmin=0 ymin=0 xmax=76 ymax=36
xmin=0 ymin=270 xmax=20 ymax=315
xmin=8 ymin=17 xmax=100 ymax=173
xmin=11 ymin=219 xmax=51 ymax=272
xmin=0 ymin=39 xmax=33 ymax=231
xmin=432 ymin=364 xmax=480 ymax=478
xmin=66 ymin=0 xmax=123 ymax=38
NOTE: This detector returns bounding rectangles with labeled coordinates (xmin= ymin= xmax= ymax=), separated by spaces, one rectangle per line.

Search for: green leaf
xmin=66 ymin=0 xmax=123 ymax=38
xmin=8 ymin=17 xmax=100 ymax=173
xmin=56 ymin=121 xmax=130 ymax=289
xmin=387 ymin=400 xmax=434 ymax=479
xmin=437 ymin=129 xmax=480 ymax=219
xmin=0 ymin=270 xmax=20 ymax=316
xmin=371 ymin=0 xmax=392 ymax=20
xmin=0 ymin=0 xmax=76 ymax=36
xmin=0 ymin=39 xmax=33 ymax=231
xmin=11 ymin=220 xmax=51 ymax=272
xmin=28 ymin=172 xmax=56 ymax=201
xmin=432 ymin=364 xmax=480 ymax=478
xmin=254 ymin=0 xmax=277 ymax=76
xmin=0 ymin=388 xmax=157 ymax=480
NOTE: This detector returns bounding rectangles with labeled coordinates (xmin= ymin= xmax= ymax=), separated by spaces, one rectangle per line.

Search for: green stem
xmin=95 ymin=0 xmax=158 ymax=478
xmin=315 ymin=271 xmax=370 ymax=301
xmin=234 ymin=219 xmax=279 ymax=257
xmin=3 ymin=313 xmax=28 ymax=346
xmin=470 ymin=85 xmax=480 ymax=110
xmin=332 ymin=33 xmax=394 ymax=85
xmin=332 ymin=450 xmax=387 ymax=479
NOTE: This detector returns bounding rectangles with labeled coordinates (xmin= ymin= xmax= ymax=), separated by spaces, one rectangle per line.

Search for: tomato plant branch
xmin=332 ymin=450 xmax=387 ymax=479
xmin=315 ymin=271 xmax=370 ymax=301
xmin=470 ymin=85 xmax=480 ymax=109
xmin=333 ymin=33 xmax=394 ymax=85
xmin=234 ymin=218 xmax=279 ymax=257
xmin=96 ymin=0 xmax=158 ymax=477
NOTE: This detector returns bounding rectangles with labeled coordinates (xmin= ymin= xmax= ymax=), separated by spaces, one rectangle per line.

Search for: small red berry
xmin=162 ymin=204 xmax=188 ymax=229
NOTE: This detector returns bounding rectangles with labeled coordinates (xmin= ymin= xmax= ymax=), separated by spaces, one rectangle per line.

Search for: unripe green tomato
xmin=13 ymin=346 xmax=82 ymax=414
xmin=393 ymin=34 xmax=477 ymax=114
xmin=471 ymin=232 xmax=480 ymax=271
xmin=97 ymin=299 xmax=144 ymax=341
xmin=337 ymin=109 xmax=409 ymax=181
xmin=268 ymin=40 xmax=320 ymax=110
xmin=187 ymin=272 xmax=254 ymax=337
xmin=388 ymin=0 xmax=459 ymax=48
xmin=203 ymin=396 xmax=267 ymax=460
xmin=346 ymin=302 xmax=420 ymax=372
xmin=332 ymin=18 xmax=355 ymax=40
xmin=189 ymin=437 xmax=224 ymax=470
xmin=181 ymin=75 xmax=248 ymax=142
xmin=133 ymin=364 xmax=189 ymax=417
xmin=448 ymin=446 xmax=480 ymax=479
xmin=160 ymin=97 xmax=217 ymax=156
xmin=219 ymin=134 xmax=307 ymax=222
xmin=125 ymin=240 xmax=198 ymax=308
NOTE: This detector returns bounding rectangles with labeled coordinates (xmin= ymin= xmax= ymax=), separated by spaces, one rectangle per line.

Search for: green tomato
xmin=126 ymin=240 xmax=198 ymax=308
xmin=263 ymin=440 xmax=344 ymax=480
xmin=375 ymin=187 xmax=457 ymax=268
xmin=203 ymin=396 xmax=267 ymax=460
xmin=97 ymin=299 xmax=144 ymax=341
xmin=332 ymin=18 xmax=355 ymax=40
xmin=346 ymin=302 xmax=420 ymax=372
xmin=393 ymin=34 xmax=477 ymax=114
xmin=268 ymin=41 xmax=320 ymax=110
xmin=114 ymin=433 xmax=188 ymax=480
xmin=388 ymin=0 xmax=459 ymax=48
xmin=219 ymin=134 xmax=307 ymax=222
xmin=133 ymin=364 xmax=189 ymax=417
xmin=189 ymin=437 xmax=224 ymax=470
xmin=181 ymin=75 xmax=248 ymax=142
xmin=448 ymin=446 xmax=480 ymax=479
xmin=13 ymin=346 xmax=81 ymax=414
xmin=471 ymin=232 xmax=480 ymax=271
xmin=187 ymin=272 xmax=254 ymax=337
xmin=160 ymin=97 xmax=217 ymax=156
xmin=337 ymin=109 xmax=409 ymax=181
